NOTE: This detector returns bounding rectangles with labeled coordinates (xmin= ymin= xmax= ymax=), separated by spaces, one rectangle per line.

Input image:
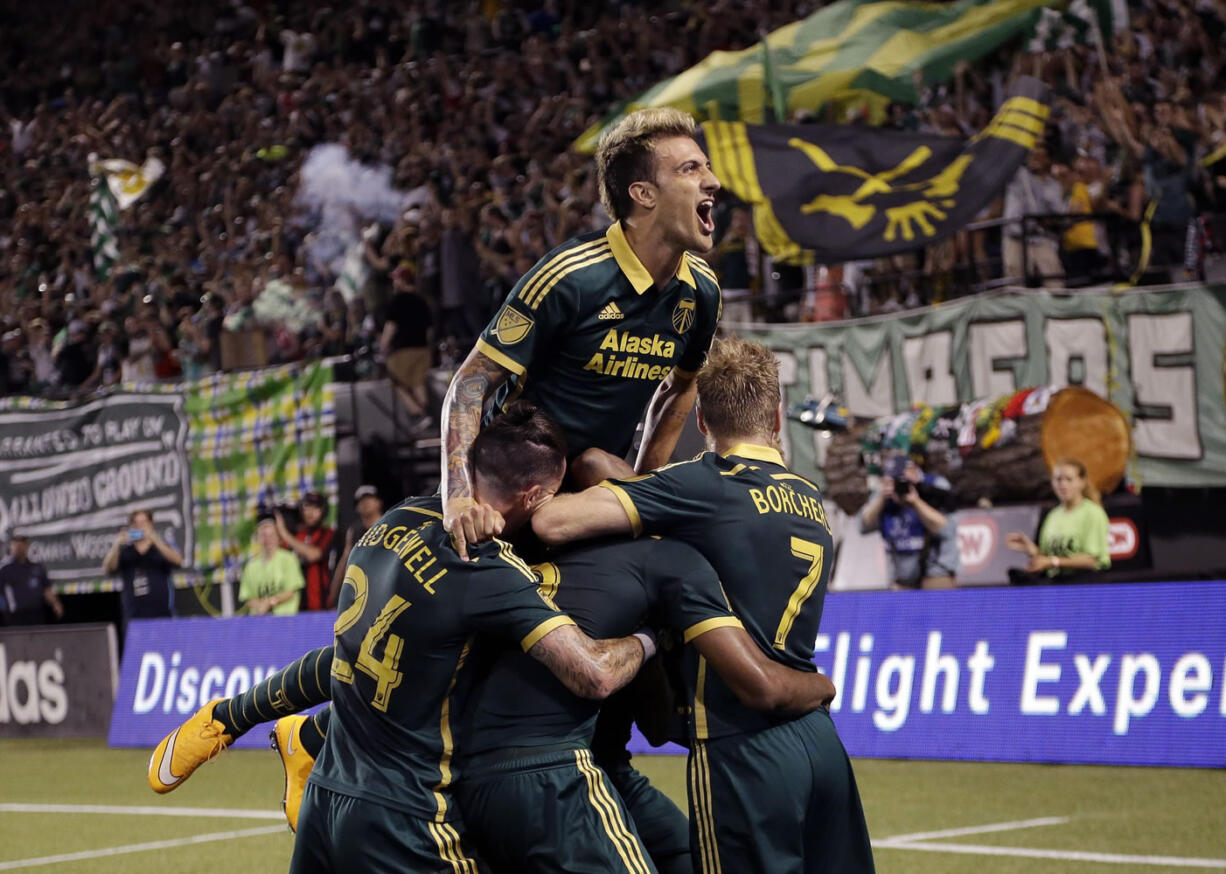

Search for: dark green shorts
xmin=457 ymin=747 xmax=657 ymax=874
xmin=291 ymin=783 xmax=486 ymax=874
xmin=602 ymin=760 xmax=691 ymax=874
xmin=688 ymin=708 xmax=875 ymax=874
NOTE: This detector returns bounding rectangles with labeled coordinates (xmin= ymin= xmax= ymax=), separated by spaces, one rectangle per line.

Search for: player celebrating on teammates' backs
xmin=443 ymin=106 xmax=723 ymax=555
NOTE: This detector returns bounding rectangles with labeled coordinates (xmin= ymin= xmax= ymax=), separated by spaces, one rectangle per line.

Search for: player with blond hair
xmin=533 ymin=335 xmax=876 ymax=874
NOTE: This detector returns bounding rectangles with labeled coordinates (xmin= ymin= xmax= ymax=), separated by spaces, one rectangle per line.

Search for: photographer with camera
xmin=859 ymin=452 xmax=960 ymax=590
xmin=103 ymin=509 xmax=185 ymax=623
xmin=272 ymin=492 xmax=336 ymax=613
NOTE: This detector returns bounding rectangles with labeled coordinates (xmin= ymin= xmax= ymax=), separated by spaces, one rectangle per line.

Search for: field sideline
xmin=1 ymin=740 xmax=1223 ymax=873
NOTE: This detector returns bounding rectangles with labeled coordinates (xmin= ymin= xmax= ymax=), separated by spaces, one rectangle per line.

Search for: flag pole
xmin=1086 ymin=1 xmax=1111 ymax=79
xmin=760 ymin=33 xmax=786 ymax=124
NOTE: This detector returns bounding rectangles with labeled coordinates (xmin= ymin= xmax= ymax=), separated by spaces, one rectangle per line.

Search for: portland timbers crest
xmin=672 ymin=299 xmax=695 ymax=334
xmin=492 ymin=306 xmax=534 ymax=345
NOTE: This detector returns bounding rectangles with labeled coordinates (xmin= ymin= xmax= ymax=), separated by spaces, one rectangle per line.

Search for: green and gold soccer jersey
xmin=477 ymin=221 xmax=721 ymax=459
xmin=460 ymin=537 xmax=737 ymax=758
xmin=601 ymin=444 xmax=834 ymax=740
xmin=308 ymin=496 xmax=572 ymax=821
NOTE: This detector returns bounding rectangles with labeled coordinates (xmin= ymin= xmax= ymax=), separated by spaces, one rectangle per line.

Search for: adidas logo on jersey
xmin=597 ymin=301 xmax=625 ymax=320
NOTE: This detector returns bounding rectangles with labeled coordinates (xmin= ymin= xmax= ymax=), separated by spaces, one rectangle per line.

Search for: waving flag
xmin=698 ymin=77 xmax=1050 ymax=264
xmin=86 ymin=154 xmax=165 ymax=279
xmin=575 ymin=0 xmax=1052 ymax=152
xmin=89 ymin=155 xmax=166 ymax=210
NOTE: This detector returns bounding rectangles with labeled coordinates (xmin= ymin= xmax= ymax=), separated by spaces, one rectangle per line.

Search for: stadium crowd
xmin=3 ymin=0 xmax=1226 ymax=401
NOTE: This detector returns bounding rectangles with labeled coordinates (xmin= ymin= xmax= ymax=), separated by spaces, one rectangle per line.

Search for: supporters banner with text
xmin=0 ymin=392 xmax=193 ymax=585
xmin=697 ymin=77 xmax=1049 ymax=263
xmin=575 ymin=0 xmax=1052 ymax=151
xmin=187 ymin=362 xmax=337 ymax=587
xmin=730 ymin=285 xmax=1226 ymax=489
xmin=0 ymin=362 xmax=337 ymax=593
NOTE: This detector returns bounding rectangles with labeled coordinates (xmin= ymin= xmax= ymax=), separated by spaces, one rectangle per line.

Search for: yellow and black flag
xmin=697 ymin=76 xmax=1050 ymax=263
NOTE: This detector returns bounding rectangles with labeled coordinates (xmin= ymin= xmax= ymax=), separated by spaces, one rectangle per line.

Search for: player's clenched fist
xmin=445 ymin=498 xmax=505 ymax=561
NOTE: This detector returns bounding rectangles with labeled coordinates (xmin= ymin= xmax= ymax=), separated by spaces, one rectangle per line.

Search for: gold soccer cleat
xmin=147 ymin=698 xmax=234 ymax=793
xmin=271 ymin=714 xmax=315 ymax=832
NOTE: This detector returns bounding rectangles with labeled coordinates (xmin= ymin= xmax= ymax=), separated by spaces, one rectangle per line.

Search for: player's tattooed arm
xmin=635 ymin=367 xmax=699 ymax=473
xmin=693 ymin=625 xmax=836 ymax=715
xmin=528 ymin=624 xmax=647 ymax=700
xmin=441 ymin=348 xmax=511 ymax=558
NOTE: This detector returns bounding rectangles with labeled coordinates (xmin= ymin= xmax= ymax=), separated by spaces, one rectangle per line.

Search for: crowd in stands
xmin=3 ymin=0 xmax=1226 ymax=400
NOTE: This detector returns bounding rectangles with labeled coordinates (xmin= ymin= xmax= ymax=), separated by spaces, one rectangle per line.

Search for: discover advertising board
xmin=109 ymin=583 xmax=1226 ymax=767
xmin=109 ymin=614 xmax=334 ymax=749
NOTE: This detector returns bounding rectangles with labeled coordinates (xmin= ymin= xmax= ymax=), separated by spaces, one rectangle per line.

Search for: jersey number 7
xmin=332 ymin=565 xmax=412 ymax=711
xmin=774 ymin=537 xmax=825 ymax=650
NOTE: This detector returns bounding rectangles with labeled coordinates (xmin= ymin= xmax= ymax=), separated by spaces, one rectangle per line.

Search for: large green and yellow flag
xmin=575 ymin=0 xmax=1052 ymax=152
xmin=698 ymin=77 xmax=1049 ymax=263
xmin=187 ymin=362 xmax=337 ymax=585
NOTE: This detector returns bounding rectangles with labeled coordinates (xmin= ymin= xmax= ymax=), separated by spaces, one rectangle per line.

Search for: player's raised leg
xmin=147 ymin=645 xmax=334 ymax=793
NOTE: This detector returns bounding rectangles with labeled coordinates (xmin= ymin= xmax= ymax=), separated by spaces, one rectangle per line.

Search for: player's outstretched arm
xmin=635 ymin=367 xmax=699 ymax=473
xmin=531 ymin=486 xmax=634 ymax=545
xmin=441 ymin=347 xmax=512 ymax=558
xmin=527 ymin=623 xmax=651 ymax=700
xmin=693 ymin=626 xmax=836 ymax=716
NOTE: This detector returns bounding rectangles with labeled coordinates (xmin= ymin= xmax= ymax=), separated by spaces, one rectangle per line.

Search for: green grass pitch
xmin=1 ymin=739 xmax=1223 ymax=873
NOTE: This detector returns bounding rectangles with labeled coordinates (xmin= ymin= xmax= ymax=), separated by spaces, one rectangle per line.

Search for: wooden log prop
xmin=820 ymin=386 xmax=1131 ymax=516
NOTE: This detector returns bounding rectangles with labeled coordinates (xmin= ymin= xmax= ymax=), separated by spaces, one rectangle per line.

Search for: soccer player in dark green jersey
xmin=532 ymin=337 xmax=876 ymax=874
xmin=456 ymin=536 xmax=834 ymax=874
xmin=442 ymin=107 xmax=723 ymax=555
xmin=150 ymin=406 xmax=656 ymax=874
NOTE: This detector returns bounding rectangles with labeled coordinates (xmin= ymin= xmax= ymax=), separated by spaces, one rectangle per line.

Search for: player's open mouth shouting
xmin=697 ymin=197 xmax=716 ymax=237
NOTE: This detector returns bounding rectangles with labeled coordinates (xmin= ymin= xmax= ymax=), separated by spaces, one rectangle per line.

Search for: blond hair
xmin=1054 ymin=457 xmax=1101 ymax=504
xmin=595 ymin=108 xmax=696 ymax=220
xmin=696 ymin=335 xmax=780 ymax=440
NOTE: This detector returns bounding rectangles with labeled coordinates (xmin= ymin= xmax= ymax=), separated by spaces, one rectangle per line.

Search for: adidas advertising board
xmin=0 ymin=624 xmax=118 ymax=738
xmin=108 ymin=586 xmax=1226 ymax=766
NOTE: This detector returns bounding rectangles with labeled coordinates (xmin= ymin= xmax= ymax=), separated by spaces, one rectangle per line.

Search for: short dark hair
xmin=471 ymin=403 xmax=567 ymax=498
xmin=129 ymin=509 xmax=152 ymax=524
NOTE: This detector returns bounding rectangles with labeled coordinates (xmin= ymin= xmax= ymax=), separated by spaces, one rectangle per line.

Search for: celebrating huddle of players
xmin=147 ymin=109 xmax=876 ymax=874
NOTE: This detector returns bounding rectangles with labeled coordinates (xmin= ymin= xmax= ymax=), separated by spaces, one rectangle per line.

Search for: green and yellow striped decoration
xmin=575 ymin=0 xmax=1053 ymax=152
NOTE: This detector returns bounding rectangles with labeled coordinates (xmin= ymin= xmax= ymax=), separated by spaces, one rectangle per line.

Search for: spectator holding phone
xmin=859 ymin=452 xmax=960 ymax=589
xmin=1006 ymin=457 xmax=1111 ymax=583
xmin=103 ymin=509 xmax=184 ymax=622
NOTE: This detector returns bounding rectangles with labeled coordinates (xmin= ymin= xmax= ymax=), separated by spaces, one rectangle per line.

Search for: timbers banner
xmin=0 ymin=392 xmax=193 ymax=584
xmin=729 ymin=284 xmax=1226 ymax=488
xmin=187 ymin=362 xmax=337 ymax=586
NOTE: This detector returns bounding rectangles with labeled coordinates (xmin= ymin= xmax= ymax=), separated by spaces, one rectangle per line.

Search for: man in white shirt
xmin=1003 ymin=144 xmax=1066 ymax=288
